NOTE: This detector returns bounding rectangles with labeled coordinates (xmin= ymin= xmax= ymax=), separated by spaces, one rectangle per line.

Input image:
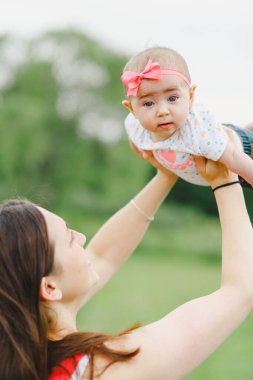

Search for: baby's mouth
xmin=157 ymin=122 xmax=173 ymax=129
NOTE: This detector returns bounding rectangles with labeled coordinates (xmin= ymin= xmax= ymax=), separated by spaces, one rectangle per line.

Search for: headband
xmin=121 ymin=59 xmax=191 ymax=97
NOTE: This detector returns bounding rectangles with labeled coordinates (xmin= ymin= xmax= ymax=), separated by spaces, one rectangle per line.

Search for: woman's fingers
xmin=195 ymin=156 xmax=207 ymax=175
xmin=195 ymin=156 xmax=227 ymax=180
xmin=129 ymin=140 xmax=160 ymax=168
xmin=129 ymin=140 xmax=177 ymax=180
xmin=128 ymin=140 xmax=144 ymax=158
xmin=195 ymin=156 xmax=237 ymax=186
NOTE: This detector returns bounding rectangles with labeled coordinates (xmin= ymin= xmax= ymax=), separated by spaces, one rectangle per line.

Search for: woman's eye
xmin=143 ymin=101 xmax=154 ymax=107
xmin=168 ymin=96 xmax=178 ymax=102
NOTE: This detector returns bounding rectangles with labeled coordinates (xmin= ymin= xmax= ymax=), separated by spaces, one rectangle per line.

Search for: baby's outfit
xmin=125 ymin=104 xmax=253 ymax=187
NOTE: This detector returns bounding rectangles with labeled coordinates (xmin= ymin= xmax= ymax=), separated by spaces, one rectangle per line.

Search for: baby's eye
xmin=143 ymin=101 xmax=154 ymax=107
xmin=168 ymin=95 xmax=178 ymax=103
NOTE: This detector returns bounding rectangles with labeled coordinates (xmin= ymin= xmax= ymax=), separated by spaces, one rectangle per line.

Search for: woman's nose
xmin=79 ymin=233 xmax=86 ymax=246
xmin=74 ymin=230 xmax=86 ymax=246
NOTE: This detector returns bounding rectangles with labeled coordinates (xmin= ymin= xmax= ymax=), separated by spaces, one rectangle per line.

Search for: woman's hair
xmin=123 ymin=46 xmax=191 ymax=82
xmin=0 ymin=199 xmax=139 ymax=380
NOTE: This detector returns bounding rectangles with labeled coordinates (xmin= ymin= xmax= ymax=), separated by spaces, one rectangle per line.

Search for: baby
xmin=121 ymin=47 xmax=253 ymax=187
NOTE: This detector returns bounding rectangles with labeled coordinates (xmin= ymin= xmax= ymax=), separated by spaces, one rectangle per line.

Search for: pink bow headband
xmin=121 ymin=59 xmax=191 ymax=97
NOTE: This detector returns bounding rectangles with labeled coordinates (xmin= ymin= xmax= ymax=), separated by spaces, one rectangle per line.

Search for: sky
xmin=1 ymin=0 xmax=253 ymax=125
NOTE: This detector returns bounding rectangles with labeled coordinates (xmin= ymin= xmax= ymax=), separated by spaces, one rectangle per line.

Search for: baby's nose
xmin=157 ymin=102 xmax=170 ymax=116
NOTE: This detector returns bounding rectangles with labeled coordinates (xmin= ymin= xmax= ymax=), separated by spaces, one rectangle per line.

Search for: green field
xmin=76 ymin=206 xmax=253 ymax=379
xmin=1 ymin=29 xmax=252 ymax=379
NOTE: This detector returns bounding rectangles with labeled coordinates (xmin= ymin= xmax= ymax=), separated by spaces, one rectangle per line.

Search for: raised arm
xmin=86 ymin=159 xmax=177 ymax=298
xmin=111 ymin=159 xmax=253 ymax=380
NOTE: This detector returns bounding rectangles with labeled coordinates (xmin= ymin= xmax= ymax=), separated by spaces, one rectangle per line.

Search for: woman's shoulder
xmin=48 ymin=353 xmax=88 ymax=380
xmin=88 ymin=327 xmax=163 ymax=380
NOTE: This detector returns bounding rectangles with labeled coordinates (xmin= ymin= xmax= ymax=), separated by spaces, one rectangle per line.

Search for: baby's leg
xmin=223 ymin=123 xmax=253 ymax=188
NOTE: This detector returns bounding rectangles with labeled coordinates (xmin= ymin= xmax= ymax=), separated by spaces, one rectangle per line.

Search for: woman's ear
xmin=189 ymin=85 xmax=197 ymax=108
xmin=122 ymin=100 xmax=135 ymax=115
xmin=40 ymin=276 xmax=62 ymax=302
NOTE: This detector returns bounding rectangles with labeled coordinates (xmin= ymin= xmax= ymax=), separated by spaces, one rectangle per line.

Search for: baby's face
xmin=129 ymin=75 xmax=194 ymax=142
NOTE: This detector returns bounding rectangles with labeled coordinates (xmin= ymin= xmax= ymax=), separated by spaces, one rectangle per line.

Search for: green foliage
xmin=1 ymin=29 xmax=252 ymax=217
xmin=1 ymin=29 xmax=252 ymax=379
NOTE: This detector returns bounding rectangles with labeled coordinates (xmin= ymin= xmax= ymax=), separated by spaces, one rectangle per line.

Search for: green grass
xmin=60 ymin=203 xmax=253 ymax=379
xmin=77 ymin=254 xmax=253 ymax=379
xmin=77 ymin=255 xmax=220 ymax=332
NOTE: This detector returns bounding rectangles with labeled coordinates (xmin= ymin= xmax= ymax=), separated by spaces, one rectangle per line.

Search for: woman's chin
xmin=92 ymin=270 xmax=100 ymax=286
xmin=87 ymin=270 xmax=100 ymax=292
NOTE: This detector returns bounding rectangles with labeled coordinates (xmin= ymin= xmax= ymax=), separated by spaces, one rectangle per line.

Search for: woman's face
xmin=39 ymin=207 xmax=99 ymax=305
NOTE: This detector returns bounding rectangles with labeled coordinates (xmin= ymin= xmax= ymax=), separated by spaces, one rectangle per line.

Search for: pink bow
xmin=121 ymin=59 xmax=191 ymax=97
xmin=121 ymin=59 xmax=162 ymax=97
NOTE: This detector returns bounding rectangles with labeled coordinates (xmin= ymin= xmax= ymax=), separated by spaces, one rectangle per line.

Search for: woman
xmin=0 ymin=153 xmax=253 ymax=380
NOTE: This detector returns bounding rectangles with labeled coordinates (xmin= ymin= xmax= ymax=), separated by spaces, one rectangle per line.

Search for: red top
xmin=48 ymin=353 xmax=88 ymax=379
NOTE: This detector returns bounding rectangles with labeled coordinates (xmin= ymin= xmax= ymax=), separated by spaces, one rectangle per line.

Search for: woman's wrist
xmin=130 ymin=199 xmax=155 ymax=222
xmin=208 ymin=171 xmax=238 ymax=189
xmin=212 ymin=180 xmax=241 ymax=192
xmin=131 ymin=170 xmax=177 ymax=223
xmin=194 ymin=157 xmax=238 ymax=189
xmin=156 ymin=169 xmax=178 ymax=185
xmin=209 ymin=177 xmax=238 ymax=189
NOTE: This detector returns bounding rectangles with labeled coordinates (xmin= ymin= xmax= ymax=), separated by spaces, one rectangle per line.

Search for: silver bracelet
xmin=130 ymin=199 xmax=155 ymax=222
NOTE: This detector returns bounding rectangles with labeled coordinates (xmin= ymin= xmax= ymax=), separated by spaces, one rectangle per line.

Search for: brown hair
xmin=0 ymin=199 xmax=139 ymax=380
xmin=123 ymin=46 xmax=191 ymax=82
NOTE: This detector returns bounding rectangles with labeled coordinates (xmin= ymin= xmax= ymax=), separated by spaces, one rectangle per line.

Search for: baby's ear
xmin=189 ymin=85 xmax=197 ymax=107
xmin=122 ymin=100 xmax=134 ymax=114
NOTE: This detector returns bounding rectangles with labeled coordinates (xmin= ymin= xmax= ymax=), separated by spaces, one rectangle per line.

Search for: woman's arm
xmin=103 ymin=158 xmax=253 ymax=380
xmin=86 ymin=157 xmax=177 ymax=297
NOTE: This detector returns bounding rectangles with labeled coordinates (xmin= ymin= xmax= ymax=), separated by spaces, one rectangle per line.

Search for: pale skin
xmin=40 ymin=167 xmax=178 ymax=336
xmin=40 ymin=150 xmax=253 ymax=379
xmin=123 ymin=74 xmax=253 ymax=186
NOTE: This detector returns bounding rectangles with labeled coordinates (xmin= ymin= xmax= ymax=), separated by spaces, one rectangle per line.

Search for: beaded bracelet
xmin=211 ymin=180 xmax=240 ymax=192
xmin=130 ymin=199 xmax=155 ymax=222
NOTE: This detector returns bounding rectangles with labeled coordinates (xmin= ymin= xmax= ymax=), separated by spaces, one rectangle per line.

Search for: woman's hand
xmin=195 ymin=156 xmax=238 ymax=189
xmin=129 ymin=140 xmax=178 ymax=182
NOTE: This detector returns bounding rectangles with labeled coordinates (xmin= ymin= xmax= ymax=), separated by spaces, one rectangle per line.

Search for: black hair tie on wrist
xmin=212 ymin=180 xmax=240 ymax=192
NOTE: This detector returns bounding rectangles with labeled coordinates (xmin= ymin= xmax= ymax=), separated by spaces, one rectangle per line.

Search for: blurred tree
xmin=0 ymin=30 xmax=252 ymax=219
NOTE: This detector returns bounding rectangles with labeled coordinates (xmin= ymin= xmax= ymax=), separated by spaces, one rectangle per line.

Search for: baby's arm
xmin=218 ymin=132 xmax=253 ymax=186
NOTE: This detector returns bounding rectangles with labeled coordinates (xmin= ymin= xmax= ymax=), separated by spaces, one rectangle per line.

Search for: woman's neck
xmin=47 ymin=302 xmax=78 ymax=340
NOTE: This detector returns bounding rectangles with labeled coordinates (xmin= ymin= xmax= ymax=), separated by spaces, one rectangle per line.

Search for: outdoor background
xmin=0 ymin=1 xmax=253 ymax=378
